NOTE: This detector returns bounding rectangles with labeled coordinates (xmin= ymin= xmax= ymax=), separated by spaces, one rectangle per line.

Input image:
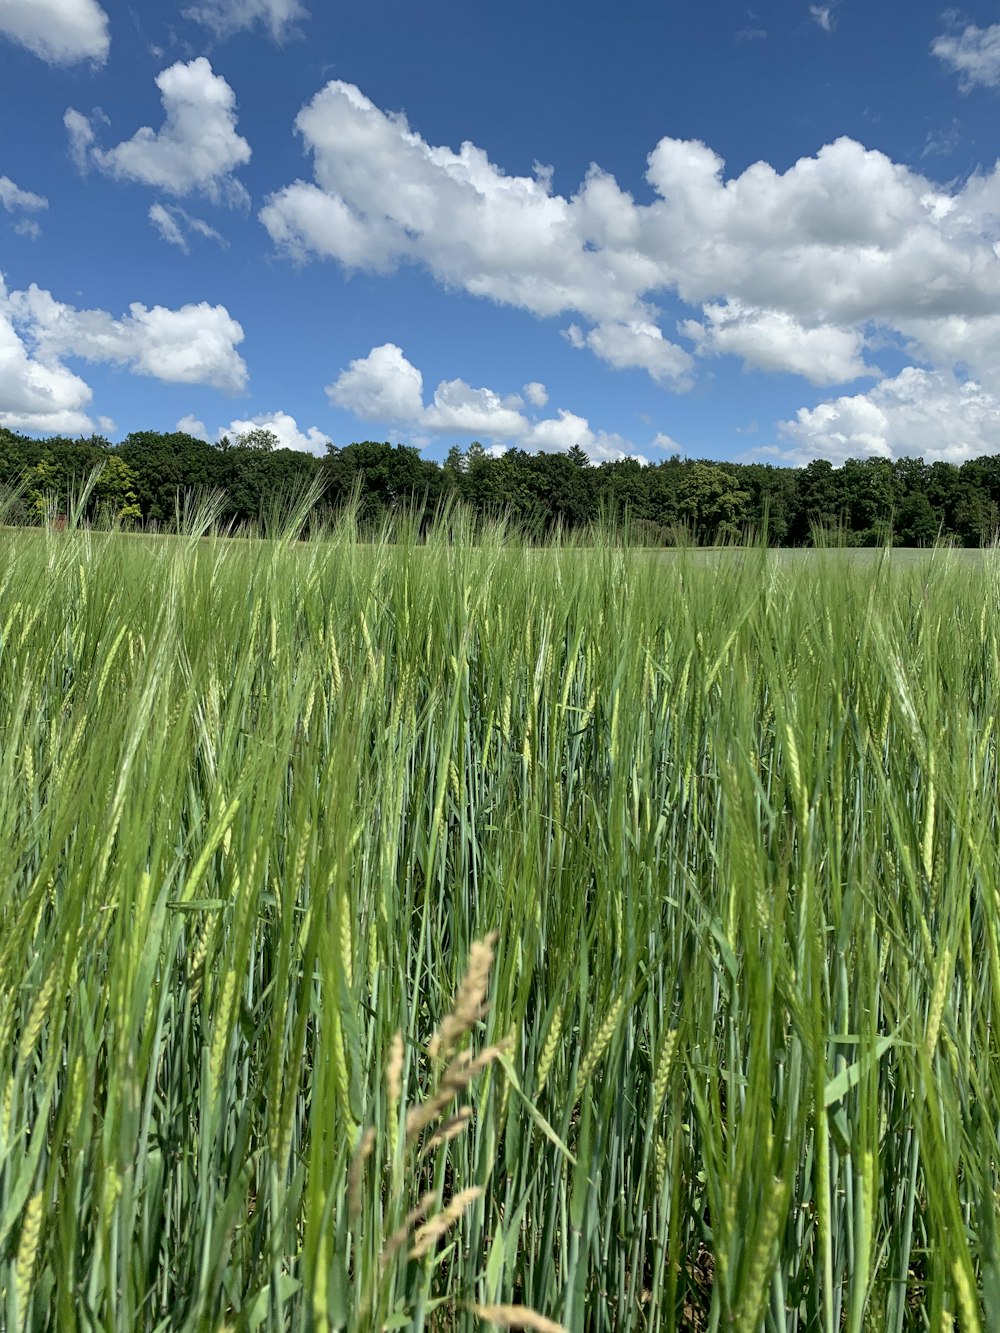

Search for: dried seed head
xmin=380 ymin=1191 xmax=437 ymax=1268
xmin=422 ymin=1106 xmax=473 ymax=1156
xmin=473 ymin=1304 xmax=569 ymax=1333
xmin=442 ymin=1041 xmax=512 ymax=1093
xmin=409 ymin=1187 xmax=483 ymax=1260
xmin=406 ymin=1085 xmax=459 ymax=1143
xmin=429 ymin=932 xmax=498 ymax=1062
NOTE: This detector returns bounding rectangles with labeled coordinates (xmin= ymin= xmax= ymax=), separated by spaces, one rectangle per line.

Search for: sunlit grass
xmin=1 ymin=516 xmax=998 ymax=1331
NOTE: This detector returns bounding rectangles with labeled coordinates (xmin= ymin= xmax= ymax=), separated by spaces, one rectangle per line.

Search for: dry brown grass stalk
xmin=473 ymin=1303 xmax=569 ymax=1333
xmin=428 ymin=931 xmax=498 ymax=1061
xmin=408 ymin=1187 xmax=483 ymax=1260
xmin=380 ymin=1191 xmax=438 ymax=1268
xmin=422 ymin=1106 xmax=474 ymax=1155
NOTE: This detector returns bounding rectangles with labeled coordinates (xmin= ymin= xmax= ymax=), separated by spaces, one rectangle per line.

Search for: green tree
xmin=27 ymin=458 xmax=61 ymax=522
xmin=677 ymin=461 xmax=751 ymax=544
xmin=93 ymin=456 xmax=144 ymax=525
xmin=235 ymin=427 xmax=279 ymax=452
xmin=894 ymin=492 xmax=939 ymax=546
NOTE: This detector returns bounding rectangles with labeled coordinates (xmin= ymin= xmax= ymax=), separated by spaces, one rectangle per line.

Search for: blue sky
xmin=4 ymin=0 xmax=1000 ymax=465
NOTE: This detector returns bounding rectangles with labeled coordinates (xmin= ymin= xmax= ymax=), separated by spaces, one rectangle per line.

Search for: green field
xmin=2 ymin=519 xmax=998 ymax=1332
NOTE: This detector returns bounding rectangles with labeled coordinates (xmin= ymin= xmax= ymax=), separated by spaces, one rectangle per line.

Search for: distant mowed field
xmin=1 ymin=523 xmax=998 ymax=1332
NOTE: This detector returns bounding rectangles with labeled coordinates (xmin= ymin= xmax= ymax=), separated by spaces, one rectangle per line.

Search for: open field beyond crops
xmin=2 ymin=516 xmax=999 ymax=1333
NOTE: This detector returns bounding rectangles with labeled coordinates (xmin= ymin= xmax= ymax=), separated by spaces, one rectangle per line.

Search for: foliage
xmin=2 ymin=425 xmax=1000 ymax=543
xmin=235 ymin=427 xmax=280 ymax=452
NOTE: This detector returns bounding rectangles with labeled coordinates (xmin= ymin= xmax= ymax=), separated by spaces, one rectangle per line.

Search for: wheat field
xmin=1 ymin=510 xmax=999 ymax=1332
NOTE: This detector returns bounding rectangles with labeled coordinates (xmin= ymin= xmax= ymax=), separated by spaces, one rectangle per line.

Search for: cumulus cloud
xmin=652 ymin=432 xmax=683 ymax=453
xmin=0 ymin=0 xmax=109 ymax=65
xmin=773 ymin=368 xmax=1000 ymax=465
xmin=177 ymin=414 xmax=209 ymax=438
xmin=0 ymin=277 xmax=248 ymax=434
xmin=424 ymin=378 xmax=528 ymax=436
xmin=0 ymin=279 xmax=94 ymax=434
xmin=149 ymin=202 xmax=227 ymax=252
xmin=8 ymin=282 xmax=247 ymax=392
xmin=327 ymin=343 xmax=425 ymax=423
xmin=68 ymin=59 xmax=251 ymax=203
xmin=219 ymin=410 xmax=329 ymax=453
xmin=326 ymin=343 xmax=641 ymax=461
xmin=575 ymin=320 xmax=694 ymax=384
xmin=523 ymin=381 xmax=548 ymax=407
xmin=177 ymin=409 xmax=329 ymax=453
xmin=260 ymin=81 xmax=1000 ymax=399
xmin=183 ymin=0 xmax=306 ymax=39
xmin=260 ymin=82 xmax=692 ymax=384
xmin=932 ymin=23 xmax=1000 ymax=91
xmin=809 ymin=6 xmax=833 ymax=32
xmin=682 ymin=302 xmax=874 ymax=384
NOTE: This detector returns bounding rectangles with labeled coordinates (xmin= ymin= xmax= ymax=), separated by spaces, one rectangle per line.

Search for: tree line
xmin=1 ymin=425 xmax=999 ymax=546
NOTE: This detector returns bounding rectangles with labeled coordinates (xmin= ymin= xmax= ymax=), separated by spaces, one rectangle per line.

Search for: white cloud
xmin=9 ymin=282 xmax=247 ymax=392
xmin=809 ymin=6 xmax=833 ymax=32
xmin=932 ymin=23 xmax=1000 ymax=91
xmin=148 ymin=202 xmax=186 ymax=249
xmin=260 ymin=81 xmax=691 ymax=383
xmin=327 ymin=343 xmax=425 ymax=423
xmin=682 ymin=302 xmax=874 ymax=384
xmin=0 ymin=275 xmax=248 ymax=434
xmin=0 ymin=177 xmax=47 ymax=216
xmin=177 ymin=409 xmax=329 ymax=453
xmin=523 ymin=410 xmax=635 ymax=461
xmin=64 ymin=108 xmax=96 ymax=171
xmin=424 ymin=379 xmax=528 ymax=436
xmin=177 ymin=414 xmax=209 ymax=439
xmin=0 ymin=278 xmax=93 ymax=434
xmin=183 ymin=0 xmax=306 ymax=39
xmin=149 ymin=202 xmax=227 ymax=252
xmin=652 ymin=432 xmax=683 ymax=453
xmin=774 ymin=367 xmax=1000 ymax=465
xmin=69 ymin=59 xmax=251 ymax=203
xmin=922 ymin=122 xmax=962 ymax=160
xmin=0 ymin=175 xmax=47 ymax=241
xmin=580 ymin=319 xmax=694 ymax=384
xmin=523 ymin=381 xmax=548 ymax=407
xmin=188 ymin=215 xmax=227 ymax=244
xmin=220 ymin=410 xmax=329 ymax=453
xmin=1 ymin=178 xmax=46 ymax=240
xmin=261 ymin=82 xmax=1000 ymax=401
xmin=0 ymin=0 xmax=109 ymax=65
xmin=326 ymin=342 xmax=641 ymax=461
